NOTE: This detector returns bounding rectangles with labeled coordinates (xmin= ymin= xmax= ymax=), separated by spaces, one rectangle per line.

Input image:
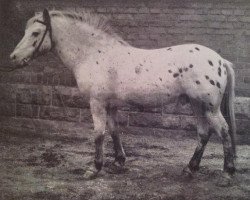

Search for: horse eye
xmin=32 ymin=32 xmax=40 ymax=37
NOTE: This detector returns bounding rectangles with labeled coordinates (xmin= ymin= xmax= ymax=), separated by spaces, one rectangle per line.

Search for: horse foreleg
xmin=107 ymin=106 xmax=126 ymax=166
xmin=90 ymin=98 xmax=107 ymax=171
xmin=184 ymin=99 xmax=211 ymax=175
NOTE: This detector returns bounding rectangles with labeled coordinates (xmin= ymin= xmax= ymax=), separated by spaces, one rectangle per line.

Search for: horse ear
xmin=43 ymin=8 xmax=50 ymax=23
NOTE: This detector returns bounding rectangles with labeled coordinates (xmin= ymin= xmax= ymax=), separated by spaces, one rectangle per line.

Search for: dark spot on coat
xmin=196 ymin=80 xmax=200 ymax=85
xmin=146 ymin=69 xmax=149 ymax=72
xmin=195 ymin=47 xmax=200 ymax=51
xmin=219 ymin=60 xmax=221 ymax=66
xmin=189 ymin=64 xmax=193 ymax=68
xmin=189 ymin=50 xmax=193 ymax=53
xmin=173 ymin=73 xmax=179 ymax=78
xmin=207 ymin=93 xmax=210 ymax=95
xmin=210 ymin=80 xmax=215 ymax=85
xmin=179 ymin=68 xmax=183 ymax=73
xmin=167 ymin=93 xmax=170 ymax=97
xmin=223 ymin=63 xmax=227 ymax=68
xmin=135 ymin=66 xmax=141 ymax=74
xmin=209 ymin=103 xmax=213 ymax=107
xmin=167 ymin=48 xmax=172 ymax=51
xmin=205 ymin=75 xmax=209 ymax=80
xmin=216 ymin=82 xmax=221 ymax=88
xmin=98 ymin=50 xmax=101 ymax=53
xmin=181 ymin=74 xmax=183 ymax=77
xmin=208 ymin=60 xmax=213 ymax=66
xmin=92 ymin=33 xmax=94 ymax=36
xmin=32 ymin=41 xmax=37 ymax=47
xmin=168 ymin=70 xmax=172 ymax=73
xmin=184 ymin=68 xmax=188 ymax=72
xmin=128 ymin=52 xmax=130 ymax=55
xmin=140 ymin=63 xmax=143 ymax=66
xmin=96 ymin=61 xmax=99 ymax=64
xmin=218 ymin=67 xmax=222 ymax=77
xmin=159 ymin=77 xmax=162 ymax=81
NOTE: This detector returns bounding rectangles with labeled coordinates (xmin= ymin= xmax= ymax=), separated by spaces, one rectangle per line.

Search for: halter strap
xmin=33 ymin=17 xmax=54 ymax=58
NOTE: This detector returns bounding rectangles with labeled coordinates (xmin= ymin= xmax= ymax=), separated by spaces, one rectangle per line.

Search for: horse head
xmin=10 ymin=9 xmax=54 ymax=66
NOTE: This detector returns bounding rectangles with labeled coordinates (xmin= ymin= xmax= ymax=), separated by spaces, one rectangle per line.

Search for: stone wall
xmin=0 ymin=0 xmax=249 ymax=141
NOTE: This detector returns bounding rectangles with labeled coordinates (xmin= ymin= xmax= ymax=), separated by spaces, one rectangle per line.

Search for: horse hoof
xmin=225 ymin=166 xmax=236 ymax=176
xmin=115 ymin=155 xmax=126 ymax=166
xmin=216 ymin=172 xmax=233 ymax=187
xmin=95 ymin=160 xmax=103 ymax=171
xmin=83 ymin=170 xmax=96 ymax=179
xmin=182 ymin=165 xmax=193 ymax=178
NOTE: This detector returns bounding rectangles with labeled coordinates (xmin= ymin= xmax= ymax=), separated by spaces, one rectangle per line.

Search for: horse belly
xmin=115 ymin=79 xmax=182 ymax=108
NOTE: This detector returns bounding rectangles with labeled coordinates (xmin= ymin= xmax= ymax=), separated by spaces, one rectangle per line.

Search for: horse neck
xmin=51 ymin=18 xmax=117 ymax=70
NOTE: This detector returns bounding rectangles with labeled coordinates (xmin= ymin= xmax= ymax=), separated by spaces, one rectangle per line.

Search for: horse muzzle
xmin=10 ymin=52 xmax=30 ymax=67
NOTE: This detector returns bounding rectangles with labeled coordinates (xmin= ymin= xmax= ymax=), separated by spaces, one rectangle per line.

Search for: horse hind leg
xmin=107 ymin=105 xmax=126 ymax=166
xmin=183 ymin=100 xmax=212 ymax=175
xmin=206 ymin=110 xmax=236 ymax=175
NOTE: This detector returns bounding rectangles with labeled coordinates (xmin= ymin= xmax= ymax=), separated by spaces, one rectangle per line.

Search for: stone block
xmin=16 ymin=85 xmax=51 ymax=105
xmin=138 ymin=7 xmax=150 ymax=14
xmin=235 ymin=97 xmax=250 ymax=119
xmin=161 ymin=114 xmax=181 ymax=129
xmin=221 ymin=9 xmax=234 ymax=15
xmin=163 ymin=102 xmax=193 ymax=115
xmin=117 ymin=110 xmax=129 ymax=126
xmin=0 ymin=84 xmax=16 ymax=103
xmin=0 ymin=102 xmax=15 ymax=117
xmin=52 ymin=93 xmax=89 ymax=109
xmin=129 ymin=112 xmax=181 ymax=129
xmin=244 ymin=77 xmax=250 ymax=84
xmin=239 ymin=16 xmax=250 ymax=23
xmin=80 ymin=108 xmax=93 ymax=123
xmin=236 ymin=119 xmax=250 ymax=136
xmin=236 ymin=89 xmax=250 ymax=97
xmin=96 ymin=7 xmax=107 ymax=13
xmin=150 ymin=8 xmax=162 ymax=14
xmin=39 ymin=105 xmax=80 ymax=122
xmin=179 ymin=14 xmax=204 ymax=21
xmin=52 ymin=86 xmax=89 ymax=109
xmin=16 ymin=104 xmax=39 ymax=118
xmin=180 ymin=115 xmax=197 ymax=131
xmin=129 ymin=112 xmax=162 ymax=128
xmin=124 ymin=8 xmax=138 ymax=14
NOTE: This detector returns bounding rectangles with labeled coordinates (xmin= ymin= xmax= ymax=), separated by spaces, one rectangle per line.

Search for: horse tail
xmin=221 ymin=60 xmax=236 ymax=157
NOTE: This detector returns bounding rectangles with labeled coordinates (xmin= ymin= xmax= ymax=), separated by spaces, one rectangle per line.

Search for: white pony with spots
xmin=10 ymin=9 xmax=236 ymax=177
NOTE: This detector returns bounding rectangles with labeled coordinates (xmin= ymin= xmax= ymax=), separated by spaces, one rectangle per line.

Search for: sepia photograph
xmin=0 ymin=0 xmax=249 ymax=199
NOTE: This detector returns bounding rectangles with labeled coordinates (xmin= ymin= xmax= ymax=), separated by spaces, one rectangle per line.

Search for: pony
xmin=10 ymin=9 xmax=236 ymax=177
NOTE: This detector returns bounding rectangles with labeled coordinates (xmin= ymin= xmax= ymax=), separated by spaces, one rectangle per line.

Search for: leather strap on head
xmin=33 ymin=10 xmax=54 ymax=58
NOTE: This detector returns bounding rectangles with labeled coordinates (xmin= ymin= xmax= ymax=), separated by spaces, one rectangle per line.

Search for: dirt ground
xmin=0 ymin=126 xmax=249 ymax=200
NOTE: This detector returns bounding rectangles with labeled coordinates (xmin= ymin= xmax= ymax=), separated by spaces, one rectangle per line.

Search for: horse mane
xmin=27 ymin=10 xmax=128 ymax=45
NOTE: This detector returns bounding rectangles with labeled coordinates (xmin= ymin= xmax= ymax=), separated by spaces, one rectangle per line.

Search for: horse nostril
xmin=10 ymin=54 xmax=16 ymax=60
